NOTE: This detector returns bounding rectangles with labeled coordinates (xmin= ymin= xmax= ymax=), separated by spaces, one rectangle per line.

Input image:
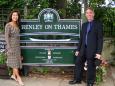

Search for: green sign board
xmin=20 ymin=8 xmax=81 ymax=66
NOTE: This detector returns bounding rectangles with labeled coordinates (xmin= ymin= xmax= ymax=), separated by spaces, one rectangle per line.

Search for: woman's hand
xmin=21 ymin=56 xmax=23 ymax=61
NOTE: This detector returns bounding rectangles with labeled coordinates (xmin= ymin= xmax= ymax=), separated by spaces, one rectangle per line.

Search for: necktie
xmin=85 ymin=22 xmax=91 ymax=45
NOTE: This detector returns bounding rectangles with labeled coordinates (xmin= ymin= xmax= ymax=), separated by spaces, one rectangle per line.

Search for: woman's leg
xmin=10 ymin=68 xmax=17 ymax=81
xmin=13 ymin=68 xmax=24 ymax=85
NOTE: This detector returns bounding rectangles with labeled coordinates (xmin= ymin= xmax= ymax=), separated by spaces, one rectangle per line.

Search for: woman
xmin=5 ymin=10 xmax=24 ymax=86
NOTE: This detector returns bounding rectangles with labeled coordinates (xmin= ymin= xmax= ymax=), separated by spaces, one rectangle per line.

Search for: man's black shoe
xmin=87 ymin=83 xmax=93 ymax=86
xmin=69 ymin=80 xmax=81 ymax=84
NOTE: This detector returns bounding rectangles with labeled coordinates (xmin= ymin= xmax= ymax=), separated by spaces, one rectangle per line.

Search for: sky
xmin=105 ymin=0 xmax=115 ymax=7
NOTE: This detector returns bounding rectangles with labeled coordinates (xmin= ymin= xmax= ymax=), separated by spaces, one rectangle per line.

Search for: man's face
xmin=85 ymin=9 xmax=94 ymax=22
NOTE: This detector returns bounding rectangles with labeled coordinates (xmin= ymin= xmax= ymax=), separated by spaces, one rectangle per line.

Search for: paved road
xmin=0 ymin=67 xmax=115 ymax=86
xmin=0 ymin=75 xmax=114 ymax=86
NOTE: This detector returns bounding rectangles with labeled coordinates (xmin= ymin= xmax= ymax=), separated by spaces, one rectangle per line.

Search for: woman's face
xmin=11 ymin=12 xmax=18 ymax=22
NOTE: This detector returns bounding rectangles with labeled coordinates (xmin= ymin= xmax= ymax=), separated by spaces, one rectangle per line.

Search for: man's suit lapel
xmin=84 ymin=22 xmax=88 ymax=34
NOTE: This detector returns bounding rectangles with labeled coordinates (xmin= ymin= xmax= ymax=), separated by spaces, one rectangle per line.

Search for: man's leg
xmin=69 ymin=56 xmax=86 ymax=84
xmin=74 ymin=56 xmax=86 ymax=81
xmin=87 ymin=58 xmax=96 ymax=85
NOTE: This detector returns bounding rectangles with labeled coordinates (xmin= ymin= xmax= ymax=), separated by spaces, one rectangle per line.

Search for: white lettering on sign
xmin=45 ymin=25 xmax=53 ymax=29
xmin=21 ymin=25 xmax=42 ymax=29
xmin=54 ymin=24 xmax=78 ymax=29
xmin=35 ymin=56 xmax=46 ymax=58
xmin=53 ymin=52 xmax=61 ymax=54
xmin=21 ymin=24 xmax=78 ymax=30
xmin=53 ymin=57 xmax=62 ymax=58
xmin=39 ymin=52 xmax=47 ymax=54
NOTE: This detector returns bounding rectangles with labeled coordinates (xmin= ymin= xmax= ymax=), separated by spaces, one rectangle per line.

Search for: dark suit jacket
xmin=77 ymin=20 xmax=103 ymax=58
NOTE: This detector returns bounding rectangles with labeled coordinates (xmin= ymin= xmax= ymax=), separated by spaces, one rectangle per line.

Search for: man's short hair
xmin=86 ymin=7 xmax=94 ymax=13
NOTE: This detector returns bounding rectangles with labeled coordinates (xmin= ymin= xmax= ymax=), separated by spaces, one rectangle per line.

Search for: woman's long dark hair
xmin=8 ymin=9 xmax=21 ymax=26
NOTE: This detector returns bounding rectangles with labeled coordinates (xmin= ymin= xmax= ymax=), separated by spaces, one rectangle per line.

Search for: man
xmin=69 ymin=7 xmax=103 ymax=86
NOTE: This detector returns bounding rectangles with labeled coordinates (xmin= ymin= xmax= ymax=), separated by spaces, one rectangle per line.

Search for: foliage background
xmin=0 ymin=0 xmax=114 ymax=37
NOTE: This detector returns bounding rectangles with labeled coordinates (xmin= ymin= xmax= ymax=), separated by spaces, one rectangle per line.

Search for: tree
xmin=89 ymin=0 xmax=115 ymax=37
xmin=0 ymin=0 xmax=24 ymax=9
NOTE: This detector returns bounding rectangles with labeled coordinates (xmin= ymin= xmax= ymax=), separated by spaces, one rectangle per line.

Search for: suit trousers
xmin=74 ymin=46 xmax=96 ymax=84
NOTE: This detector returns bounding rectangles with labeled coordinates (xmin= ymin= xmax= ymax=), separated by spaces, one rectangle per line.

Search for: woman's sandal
xmin=17 ymin=79 xmax=24 ymax=86
xmin=10 ymin=75 xmax=17 ymax=82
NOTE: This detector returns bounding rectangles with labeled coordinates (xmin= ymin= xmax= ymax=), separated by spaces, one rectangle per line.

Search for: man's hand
xmin=75 ymin=51 xmax=79 ymax=56
xmin=95 ymin=54 xmax=101 ymax=59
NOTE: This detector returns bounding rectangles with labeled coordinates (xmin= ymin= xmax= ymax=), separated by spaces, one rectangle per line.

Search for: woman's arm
xmin=5 ymin=24 xmax=11 ymax=49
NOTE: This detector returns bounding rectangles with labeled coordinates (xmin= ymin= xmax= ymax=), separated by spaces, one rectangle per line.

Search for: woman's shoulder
xmin=6 ymin=22 xmax=19 ymax=29
xmin=5 ymin=22 xmax=12 ymax=28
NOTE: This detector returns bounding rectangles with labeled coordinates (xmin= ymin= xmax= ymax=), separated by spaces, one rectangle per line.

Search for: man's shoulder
xmin=82 ymin=20 xmax=102 ymax=27
xmin=93 ymin=20 xmax=103 ymax=29
xmin=93 ymin=20 xmax=102 ymax=25
xmin=82 ymin=22 xmax=88 ymax=26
